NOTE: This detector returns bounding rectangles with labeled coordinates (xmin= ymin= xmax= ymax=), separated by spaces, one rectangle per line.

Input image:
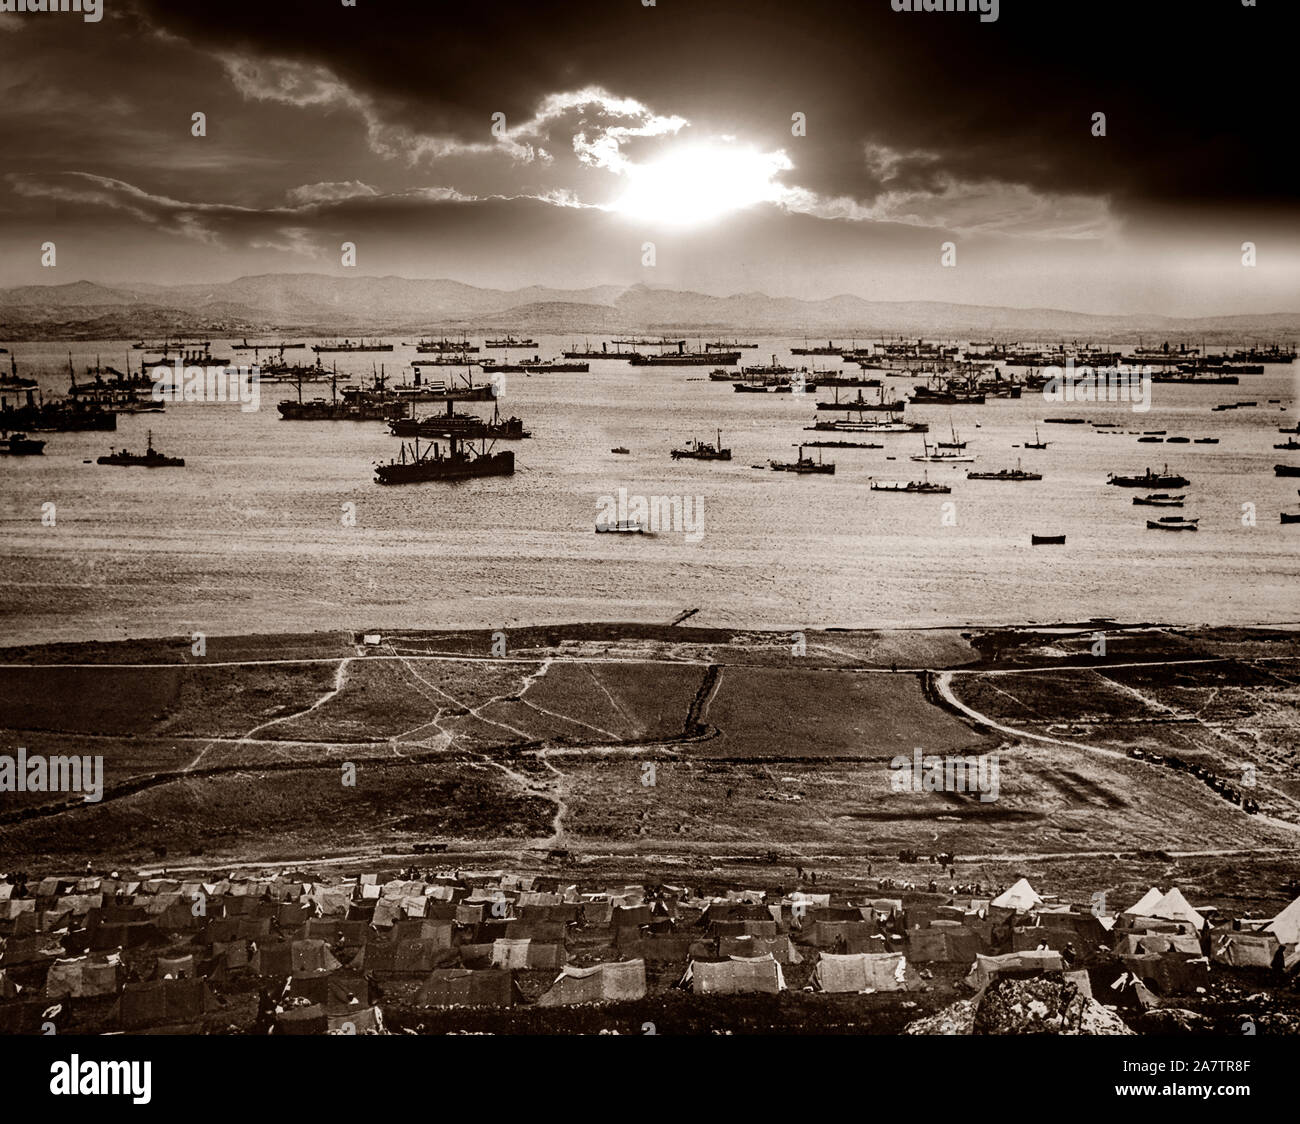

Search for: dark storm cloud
xmin=131 ymin=0 xmax=1296 ymax=215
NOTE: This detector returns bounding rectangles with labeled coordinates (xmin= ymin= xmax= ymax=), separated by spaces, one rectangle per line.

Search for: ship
xmin=278 ymin=371 xmax=405 ymax=421
xmin=910 ymin=438 xmax=974 ymax=463
xmin=610 ymin=447 xmax=630 ymax=455
xmin=629 ymin=347 xmax=740 ymax=366
xmin=232 ymin=339 xmax=306 ymax=350
xmin=1281 ymin=511 xmax=1300 ymax=525
xmin=595 ymin=519 xmax=646 ymax=533
xmin=389 ymin=400 xmax=530 ymax=440
xmin=132 ymin=337 xmax=209 ymax=351
xmin=802 ymin=440 xmax=883 ymax=449
xmin=805 ymin=414 xmax=928 ymax=434
xmin=139 ymin=345 xmax=232 ymax=366
xmin=1107 ymin=465 xmax=1190 ymax=488
xmin=706 ymin=338 xmax=758 ymax=350
xmin=374 ymin=434 xmax=514 ymax=484
xmin=937 ymin=419 xmax=966 ymax=450
xmin=0 ymin=432 xmax=45 ymax=455
xmin=415 ymin=337 xmax=479 ymax=354
xmin=1031 ymin=534 xmax=1067 ymax=545
xmin=769 ymin=445 xmax=834 ymax=474
xmin=612 ymin=337 xmax=685 ymax=347
xmin=791 ymin=341 xmax=843 ymax=356
xmin=563 ymin=340 xmax=625 ymax=359
xmin=0 ymin=356 xmax=36 ymax=390
xmin=97 ymin=430 xmax=184 ymax=467
xmin=1133 ymin=494 xmax=1185 ymax=507
xmin=484 ymin=336 xmax=538 ymax=349
xmin=870 ymin=473 xmax=949 ymax=494
xmin=313 ymin=339 xmax=395 ymax=353
xmin=670 ymin=430 xmax=731 ymax=461
xmin=411 ymin=354 xmax=481 ymax=367
xmin=817 ymin=387 xmax=903 ymax=413
xmin=1275 ymin=464 xmax=1300 ymax=478
xmin=1023 ymin=426 xmax=1049 ymax=450
xmin=1147 ymin=517 xmax=1199 ymax=531
xmin=1274 ymin=439 xmax=1300 ymax=451
xmin=967 ymin=459 xmax=1041 ymax=482
xmin=481 ymin=356 xmax=589 ymax=373
xmin=1 ymin=389 xmax=117 ymax=432
xmin=742 ymin=355 xmax=800 ymax=376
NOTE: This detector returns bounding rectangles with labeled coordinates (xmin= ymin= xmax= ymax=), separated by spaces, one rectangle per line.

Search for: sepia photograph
xmin=0 ymin=0 xmax=1296 ymax=1098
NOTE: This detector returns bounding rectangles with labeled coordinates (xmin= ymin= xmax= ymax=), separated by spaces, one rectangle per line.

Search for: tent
xmin=814 ymin=951 xmax=911 ymax=993
xmin=684 ymin=954 xmax=785 ymax=995
xmin=536 ymin=959 xmax=648 ymax=1006
xmin=45 ymin=955 xmax=121 ymax=999
xmin=1211 ymin=931 xmax=1279 ymax=968
xmin=1146 ymin=888 xmax=1206 ymax=932
xmin=1264 ymin=895 xmax=1300 ymax=946
xmin=990 ymin=878 xmax=1043 ymax=913
xmin=1126 ymin=887 xmax=1164 ymax=916
xmin=117 ymin=978 xmax=216 ymax=1029
xmin=964 ymin=949 xmax=1063 ymax=990
xmin=414 ymin=968 xmax=514 ymax=1008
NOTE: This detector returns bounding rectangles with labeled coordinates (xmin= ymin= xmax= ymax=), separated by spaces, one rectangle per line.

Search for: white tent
xmin=1126 ymin=887 xmax=1164 ymax=916
xmin=1264 ymin=895 xmax=1300 ymax=946
xmin=1147 ymin=887 xmax=1206 ymax=932
xmin=990 ymin=878 xmax=1042 ymax=912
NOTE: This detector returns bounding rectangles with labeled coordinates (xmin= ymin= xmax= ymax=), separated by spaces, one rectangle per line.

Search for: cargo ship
xmin=870 ymin=473 xmax=949 ymax=494
xmin=389 ymin=400 xmax=529 ymax=440
xmin=628 ymin=347 xmax=740 ymax=366
xmin=484 ymin=336 xmax=537 ymax=349
xmin=415 ymin=337 xmax=479 ymax=354
xmin=313 ymin=339 xmax=395 ymax=354
xmin=374 ymin=434 xmax=514 ymax=484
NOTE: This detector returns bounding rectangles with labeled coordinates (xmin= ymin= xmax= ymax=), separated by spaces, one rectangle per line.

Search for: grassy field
xmin=0 ymin=623 xmax=1297 ymax=917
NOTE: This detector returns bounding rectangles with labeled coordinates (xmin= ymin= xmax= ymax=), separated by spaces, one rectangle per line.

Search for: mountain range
xmin=1 ymin=275 xmax=1297 ymax=342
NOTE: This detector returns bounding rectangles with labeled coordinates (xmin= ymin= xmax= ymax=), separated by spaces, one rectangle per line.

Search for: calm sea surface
xmin=1 ymin=337 xmax=1297 ymax=645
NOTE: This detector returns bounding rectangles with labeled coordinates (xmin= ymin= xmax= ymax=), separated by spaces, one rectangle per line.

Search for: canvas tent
xmin=1145 ymin=888 xmax=1207 ymax=933
xmin=813 ymin=951 xmax=912 ymax=993
xmin=684 ymin=954 xmax=785 ymax=995
xmin=1264 ymin=895 xmax=1300 ymax=946
xmin=414 ymin=969 xmax=514 ymax=1008
xmin=536 ymin=959 xmax=647 ymax=1006
xmin=964 ymin=949 xmax=1063 ymax=990
xmin=990 ymin=878 xmax=1043 ymax=913
xmin=1126 ymin=887 xmax=1164 ymax=916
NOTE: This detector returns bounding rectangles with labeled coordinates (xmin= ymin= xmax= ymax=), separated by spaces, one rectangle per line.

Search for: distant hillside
xmin=1 ymin=275 xmax=1296 ymax=342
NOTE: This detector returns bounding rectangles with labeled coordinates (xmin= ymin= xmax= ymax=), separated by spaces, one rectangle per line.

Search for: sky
xmin=0 ymin=0 xmax=1295 ymax=315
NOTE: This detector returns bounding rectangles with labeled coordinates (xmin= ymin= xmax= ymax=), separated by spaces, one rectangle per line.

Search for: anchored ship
xmin=97 ymin=430 xmax=184 ymax=467
xmin=374 ymin=434 xmax=514 ymax=484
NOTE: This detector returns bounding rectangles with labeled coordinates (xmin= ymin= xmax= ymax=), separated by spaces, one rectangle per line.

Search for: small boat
xmin=910 ymin=438 xmax=974 ymax=463
xmin=611 ymin=447 xmax=630 ymax=455
xmin=1281 ymin=512 xmax=1300 ymax=525
xmin=596 ymin=520 xmax=646 ymax=534
xmin=1031 ymin=534 xmax=1066 ymax=545
xmin=770 ymin=444 xmax=834 ymax=474
xmin=671 ymin=430 xmax=732 ymax=461
xmin=1137 ymin=436 xmax=1164 ymax=443
xmin=1193 ymin=437 xmax=1219 ymax=444
xmin=1280 ymin=425 xmax=1300 ymax=435
xmin=1166 ymin=436 xmax=1190 ymax=444
xmin=0 ymin=431 xmax=45 ymax=455
xmin=936 ymin=418 xmax=966 ymax=450
xmin=1133 ymin=494 xmax=1185 ymax=507
xmin=1044 ymin=417 xmax=1087 ymax=424
xmin=1147 ymin=518 xmax=1198 ymax=531
xmin=1274 ymin=439 xmax=1300 ymax=451
xmin=1023 ymin=426 xmax=1049 ymax=450
xmin=1275 ymin=464 xmax=1300 ymax=478
xmin=96 ymin=430 xmax=183 ymax=467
